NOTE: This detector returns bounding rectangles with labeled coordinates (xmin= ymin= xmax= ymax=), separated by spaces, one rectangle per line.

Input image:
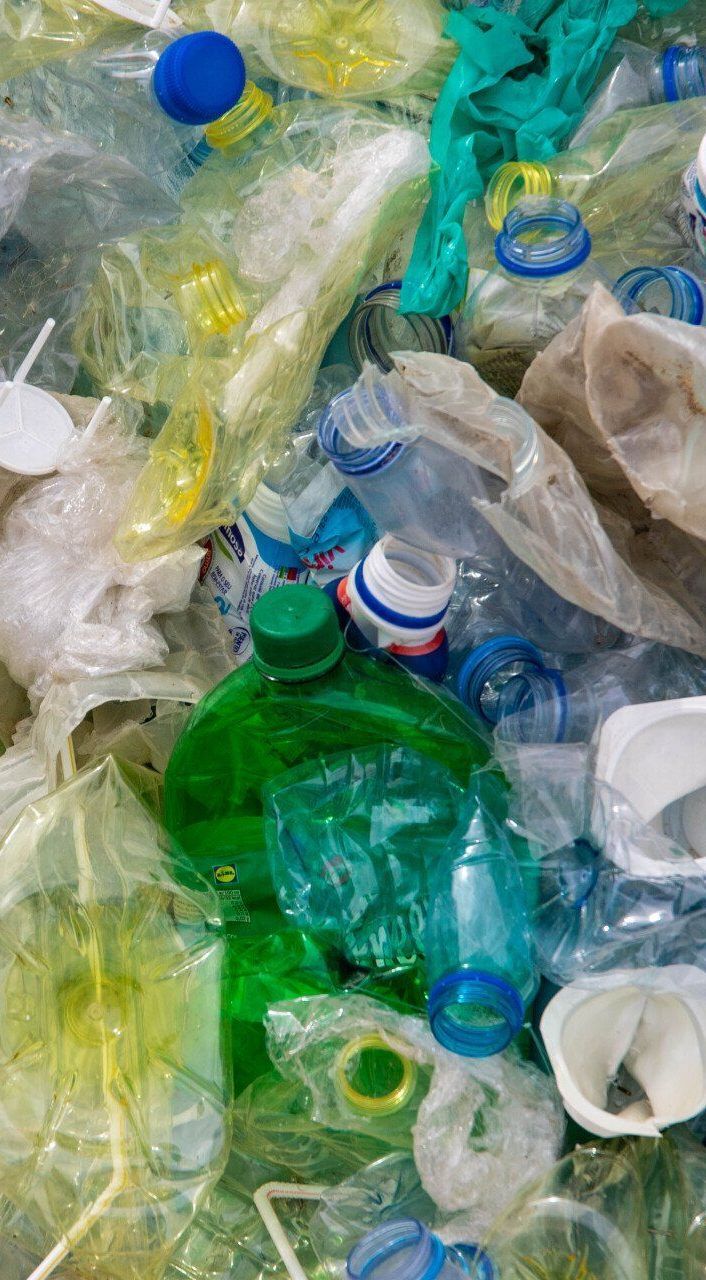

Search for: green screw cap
xmin=251 ymin=584 xmax=345 ymax=682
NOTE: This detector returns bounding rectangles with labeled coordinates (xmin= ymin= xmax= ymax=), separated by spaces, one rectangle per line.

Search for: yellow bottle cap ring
xmin=335 ymin=1032 xmax=417 ymax=1116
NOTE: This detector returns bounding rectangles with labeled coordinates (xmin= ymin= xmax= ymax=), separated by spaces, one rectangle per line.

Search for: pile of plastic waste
xmin=3 ymin=0 xmax=706 ymax=1276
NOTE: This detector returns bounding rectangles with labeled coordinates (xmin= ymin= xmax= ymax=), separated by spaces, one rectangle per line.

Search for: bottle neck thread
xmin=495 ymin=197 xmax=591 ymax=278
xmin=205 ymin=81 xmax=274 ymax=152
xmin=348 ymin=1221 xmax=446 ymax=1280
xmin=428 ymin=969 xmax=525 ymax=1058
xmin=613 ymin=265 xmax=705 ymax=325
xmin=318 ymin=383 xmax=407 ymax=476
xmin=485 ymin=161 xmax=554 ymax=231
xmin=496 ymin=667 xmax=568 ymax=743
xmin=661 ymin=44 xmax=706 ymax=103
xmin=348 ymin=280 xmax=454 ymax=373
xmin=172 ymin=259 xmax=246 ymax=337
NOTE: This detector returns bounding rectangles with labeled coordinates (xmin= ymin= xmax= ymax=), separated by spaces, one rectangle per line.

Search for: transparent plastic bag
xmin=114 ymin=108 xmax=429 ymax=559
xmin=0 ymin=394 xmax=201 ymax=700
xmin=0 ymin=755 xmax=230 ymax=1280
xmin=265 ymin=993 xmax=563 ymax=1228
xmin=265 ymin=745 xmax=465 ymax=973
xmin=322 ymin=352 xmax=706 ymax=654
xmin=0 ymin=108 xmax=177 ymax=392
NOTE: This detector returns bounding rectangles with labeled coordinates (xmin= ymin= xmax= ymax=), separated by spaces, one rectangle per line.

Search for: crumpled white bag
xmin=0 ymin=394 xmax=201 ymax=701
xmin=541 ymin=965 xmax=706 ymax=1137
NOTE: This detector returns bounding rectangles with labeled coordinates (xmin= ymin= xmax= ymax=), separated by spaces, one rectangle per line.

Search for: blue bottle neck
xmin=428 ymin=968 xmax=525 ymax=1057
xmin=660 ymin=44 xmax=706 ymax=103
xmin=318 ymin=383 xmax=407 ymax=477
xmin=347 ymin=1220 xmax=448 ymax=1280
xmin=495 ymin=667 xmax=569 ymax=743
xmin=495 ymin=197 xmax=591 ymax=278
xmin=613 ymin=265 xmax=705 ymax=325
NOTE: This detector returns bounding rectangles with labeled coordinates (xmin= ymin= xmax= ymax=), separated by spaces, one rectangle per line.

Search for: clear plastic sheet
xmin=0 ymin=394 xmax=201 ymax=700
xmin=0 ymin=755 xmax=230 ymax=1280
xmin=114 ymin=108 xmax=429 ymax=559
xmin=332 ymin=353 xmax=706 ymax=653
xmin=0 ymin=109 xmax=177 ymax=391
xmin=265 ymin=745 xmax=464 ymax=972
xmin=265 ymin=994 xmax=563 ymax=1230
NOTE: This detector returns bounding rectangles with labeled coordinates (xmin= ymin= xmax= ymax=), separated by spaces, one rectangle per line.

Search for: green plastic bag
xmin=401 ymin=0 xmax=688 ymax=316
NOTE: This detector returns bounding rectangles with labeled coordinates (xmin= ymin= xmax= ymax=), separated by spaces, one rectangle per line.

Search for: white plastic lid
xmin=594 ymin=696 xmax=706 ymax=875
xmin=0 ymin=383 xmax=74 ymax=476
xmin=540 ymin=966 xmax=706 ymax=1137
xmin=697 ymin=131 xmax=706 ymax=196
xmin=348 ymin=534 xmax=456 ymax=647
xmin=244 ymin=482 xmax=291 ymax=544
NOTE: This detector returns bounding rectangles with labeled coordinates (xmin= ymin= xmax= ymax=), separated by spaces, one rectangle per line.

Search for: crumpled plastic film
xmin=0 ymin=394 xmax=201 ymax=700
xmin=520 ymin=283 xmax=706 ymax=540
xmin=0 ymin=755 xmax=230 ymax=1280
xmin=0 ymin=109 xmax=178 ymax=392
xmin=400 ymin=0 xmax=649 ymax=317
xmin=339 ymin=352 xmax=706 ymax=653
xmin=265 ymin=994 xmax=564 ymax=1230
xmin=115 ymin=111 xmax=430 ymax=560
xmin=265 ymin=745 xmax=464 ymax=973
xmin=223 ymin=0 xmax=454 ymax=100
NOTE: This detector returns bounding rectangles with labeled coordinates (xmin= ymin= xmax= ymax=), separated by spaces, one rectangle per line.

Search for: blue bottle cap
xmin=457 ymin=636 xmax=545 ymax=725
xmin=153 ymin=32 xmax=246 ymax=126
xmin=428 ymin=969 xmax=525 ymax=1058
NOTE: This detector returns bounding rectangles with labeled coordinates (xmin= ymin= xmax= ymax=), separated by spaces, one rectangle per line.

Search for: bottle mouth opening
xmin=495 ymin=667 xmax=568 ymax=743
xmin=317 ymin=386 xmax=407 ymax=476
xmin=613 ymin=265 xmax=704 ymax=325
xmin=428 ymin=970 xmax=524 ymax=1058
xmin=457 ymin=636 xmax=546 ymax=725
xmin=205 ymin=81 xmax=274 ymax=149
xmin=348 ymin=280 xmax=454 ymax=373
xmin=661 ymin=44 xmax=706 ymax=103
xmin=495 ymin=197 xmax=591 ymax=277
xmin=335 ymin=1034 xmax=418 ymax=1116
xmin=485 ymin=161 xmax=554 ymax=230
xmin=354 ymin=536 xmax=457 ymax=633
xmin=449 ymin=1244 xmax=496 ymax=1280
xmin=173 ymin=259 xmax=246 ymax=336
xmin=347 ymin=1221 xmax=444 ymax=1280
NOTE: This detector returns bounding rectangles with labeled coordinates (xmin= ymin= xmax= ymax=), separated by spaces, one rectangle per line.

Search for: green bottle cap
xmin=251 ymin=584 xmax=345 ymax=682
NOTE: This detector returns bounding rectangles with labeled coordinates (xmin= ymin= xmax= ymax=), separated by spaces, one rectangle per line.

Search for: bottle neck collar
xmin=495 ymin=197 xmax=591 ymax=278
xmin=318 ymin=383 xmax=407 ymax=476
xmin=613 ymin=265 xmax=705 ymax=325
xmin=347 ymin=1221 xmax=446 ymax=1280
xmin=661 ymin=44 xmax=706 ymax=103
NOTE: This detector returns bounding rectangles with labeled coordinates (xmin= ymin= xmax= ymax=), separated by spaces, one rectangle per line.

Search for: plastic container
xmin=425 ymin=776 xmax=538 ymax=1057
xmin=347 ymin=281 xmax=454 ymax=374
xmin=165 ymin=585 xmax=488 ymax=923
xmin=2 ymin=30 xmax=247 ymax=199
xmin=199 ymin=478 xmax=311 ymax=664
xmin=332 ymin=536 xmax=456 ymax=682
xmin=572 ymin=40 xmax=706 ymax=147
xmin=347 ymin=1221 xmax=475 ymax=1280
xmin=613 ymin=264 xmax=706 ymax=323
xmin=460 ymin=197 xmax=608 ymax=398
xmin=680 ymin=131 xmax=706 ymax=260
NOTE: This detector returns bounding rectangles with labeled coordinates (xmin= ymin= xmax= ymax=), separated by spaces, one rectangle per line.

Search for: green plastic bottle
xmin=165 ymin=584 xmax=488 ymax=931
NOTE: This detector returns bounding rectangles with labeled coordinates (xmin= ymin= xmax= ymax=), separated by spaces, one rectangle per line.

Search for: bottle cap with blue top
xmin=153 ymin=32 xmax=246 ymax=125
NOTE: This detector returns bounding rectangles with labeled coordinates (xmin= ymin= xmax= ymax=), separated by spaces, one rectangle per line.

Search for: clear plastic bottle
xmin=425 ymin=776 xmax=538 ymax=1057
xmin=2 ymin=30 xmax=247 ymax=199
xmin=572 ymin=40 xmax=706 ymax=147
xmin=459 ymin=197 xmax=609 ymax=398
xmin=613 ymin=263 xmax=706 ymax=323
xmin=496 ymin=642 xmax=706 ymax=745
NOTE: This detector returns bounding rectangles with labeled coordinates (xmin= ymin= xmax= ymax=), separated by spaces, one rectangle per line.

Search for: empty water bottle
xmin=425 ymin=775 xmax=538 ymax=1057
xmin=572 ymin=40 xmax=706 ymax=147
xmin=2 ymin=30 xmax=247 ymax=198
xmin=459 ymin=197 xmax=609 ymax=398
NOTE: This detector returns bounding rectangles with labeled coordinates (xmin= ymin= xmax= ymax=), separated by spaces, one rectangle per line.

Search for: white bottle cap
xmin=244 ymin=482 xmax=291 ymax=544
xmin=541 ymin=966 xmax=706 ymax=1137
xmin=594 ymin=695 xmax=706 ymax=875
xmin=347 ymin=534 xmax=456 ymax=647
xmin=0 ymin=320 xmax=74 ymax=476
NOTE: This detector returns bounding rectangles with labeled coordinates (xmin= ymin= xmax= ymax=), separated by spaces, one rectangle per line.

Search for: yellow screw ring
xmin=485 ymin=161 xmax=554 ymax=230
xmin=335 ymin=1033 xmax=417 ymax=1116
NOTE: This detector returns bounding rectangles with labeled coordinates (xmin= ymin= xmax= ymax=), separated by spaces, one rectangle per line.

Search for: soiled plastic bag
xmin=520 ymin=283 xmax=706 ymax=539
xmin=0 ymin=394 xmax=201 ymax=700
xmin=334 ymin=352 xmax=706 ymax=653
xmin=114 ymin=108 xmax=429 ymax=560
xmin=265 ymin=994 xmax=564 ymax=1232
xmin=0 ymin=109 xmax=177 ymax=391
xmin=265 ymin=745 xmax=464 ymax=973
xmin=0 ymin=755 xmax=230 ymax=1280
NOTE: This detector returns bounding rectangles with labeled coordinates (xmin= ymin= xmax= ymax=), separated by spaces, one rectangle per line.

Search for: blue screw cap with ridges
xmin=153 ymin=32 xmax=246 ymax=126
